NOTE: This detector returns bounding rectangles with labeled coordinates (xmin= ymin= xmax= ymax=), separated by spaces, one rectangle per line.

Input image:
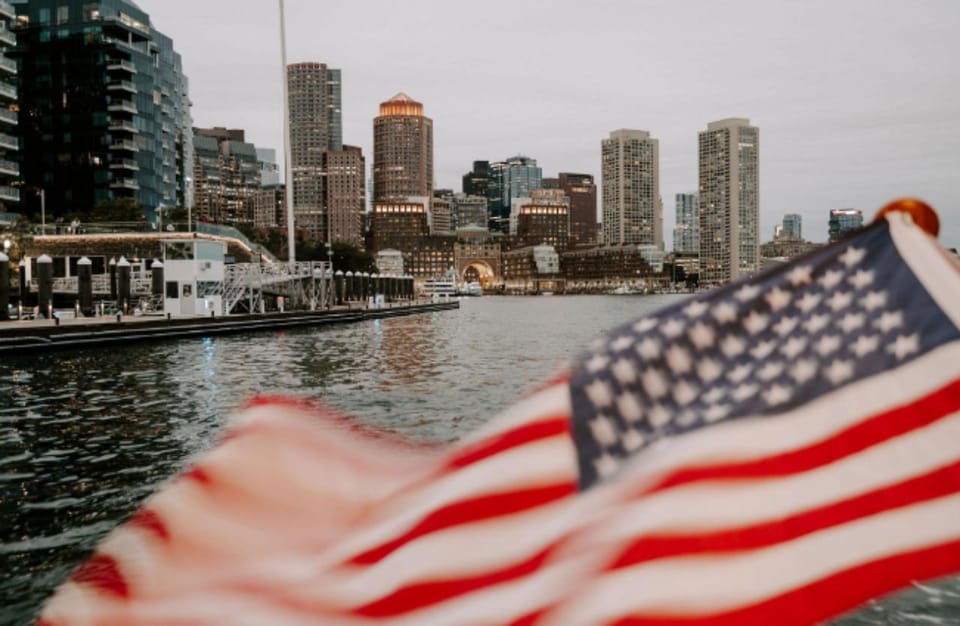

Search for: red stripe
xmin=348 ymin=482 xmax=576 ymax=565
xmin=609 ymin=458 xmax=960 ymax=570
xmin=70 ymin=553 xmax=129 ymax=598
xmin=181 ymin=465 xmax=213 ymax=486
xmin=445 ymin=417 xmax=570 ymax=470
xmin=606 ymin=537 xmax=960 ymax=626
xmin=127 ymin=508 xmax=170 ymax=542
xmin=646 ymin=378 xmax=960 ymax=494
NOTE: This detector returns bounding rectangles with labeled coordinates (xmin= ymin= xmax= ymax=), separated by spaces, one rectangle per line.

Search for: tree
xmin=294 ymin=239 xmax=376 ymax=273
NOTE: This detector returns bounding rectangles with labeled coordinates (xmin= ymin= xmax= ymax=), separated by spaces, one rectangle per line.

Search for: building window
xmin=56 ymin=5 xmax=69 ymax=25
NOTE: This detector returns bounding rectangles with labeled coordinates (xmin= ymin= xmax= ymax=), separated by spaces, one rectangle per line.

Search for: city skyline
xmin=139 ymin=0 xmax=960 ymax=248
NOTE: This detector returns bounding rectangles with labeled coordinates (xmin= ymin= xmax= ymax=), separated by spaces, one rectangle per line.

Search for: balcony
xmin=0 ymin=132 xmax=17 ymax=150
xmin=0 ymin=81 xmax=15 ymax=100
xmin=0 ymin=158 xmax=18 ymax=176
xmin=106 ymin=80 xmax=136 ymax=94
xmin=109 ymin=140 xmax=137 ymax=152
xmin=0 ymin=185 xmax=19 ymax=202
xmin=103 ymin=15 xmax=150 ymax=38
xmin=161 ymin=123 xmax=172 ymax=134
xmin=107 ymin=60 xmax=137 ymax=74
xmin=0 ymin=29 xmax=14 ymax=47
xmin=109 ymin=120 xmax=138 ymax=134
xmin=0 ymin=108 xmax=15 ymax=126
xmin=0 ymin=56 xmax=15 ymax=75
xmin=110 ymin=178 xmax=140 ymax=190
xmin=107 ymin=101 xmax=137 ymax=114
xmin=109 ymin=159 xmax=139 ymax=171
xmin=0 ymin=1 xmax=14 ymax=20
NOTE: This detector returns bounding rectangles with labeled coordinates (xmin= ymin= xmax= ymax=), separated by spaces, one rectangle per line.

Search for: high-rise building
xmin=559 ymin=173 xmax=597 ymax=247
xmin=373 ymin=93 xmax=433 ymax=204
xmin=462 ymin=160 xmax=490 ymax=197
xmin=257 ymin=148 xmax=280 ymax=187
xmin=511 ymin=188 xmax=570 ymax=251
xmin=698 ymin=118 xmax=759 ymax=284
xmin=323 ymin=145 xmax=365 ymax=247
xmin=782 ymin=213 xmax=802 ymax=240
xmin=673 ymin=192 xmax=699 ymax=254
xmin=0 ymin=2 xmax=19 ymax=208
xmin=287 ymin=62 xmax=342 ymax=238
xmin=451 ymin=193 xmax=488 ymax=229
xmin=192 ymin=127 xmax=260 ymax=226
xmin=828 ymin=208 xmax=863 ymax=242
xmin=489 ymin=155 xmax=541 ymax=232
xmin=601 ymin=129 xmax=661 ymax=249
xmin=14 ymin=0 xmax=192 ymax=220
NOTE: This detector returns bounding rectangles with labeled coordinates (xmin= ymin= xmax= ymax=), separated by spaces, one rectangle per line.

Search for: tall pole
xmin=279 ymin=0 xmax=296 ymax=263
xmin=40 ymin=189 xmax=45 ymax=235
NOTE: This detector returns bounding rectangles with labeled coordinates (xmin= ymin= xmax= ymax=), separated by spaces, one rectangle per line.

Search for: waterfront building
xmin=192 ymin=127 xmax=260 ymax=226
xmin=760 ymin=236 xmax=821 ymax=259
xmin=510 ymin=189 xmax=570 ymax=251
xmin=698 ymin=118 xmax=759 ymax=284
xmin=257 ymin=148 xmax=280 ymax=187
xmin=431 ymin=195 xmax=452 ymax=233
xmin=375 ymin=248 xmax=404 ymax=276
xmin=601 ymin=129 xmax=662 ymax=249
xmin=450 ymin=193 xmax=488 ymax=230
xmin=828 ymin=208 xmax=863 ymax=242
xmin=489 ymin=156 xmax=542 ymax=233
xmin=246 ymin=184 xmax=285 ymax=229
xmin=368 ymin=199 xmax=456 ymax=279
xmin=454 ymin=225 xmax=501 ymax=286
xmin=673 ymin=192 xmax=699 ymax=254
xmin=560 ymin=245 xmax=657 ymax=283
xmin=782 ymin=212 xmax=802 ymax=240
xmin=14 ymin=0 xmax=193 ymax=220
xmin=373 ymin=93 xmax=433 ymax=205
xmin=0 ymin=1 xmax=18 ymax=209
xmin=502 ymin=245 xmax=562 ymax=294
xmin=323 ymin=144 xmax=364 ymax=247
xmin=559 ymin=173 xmax=597 ymax=248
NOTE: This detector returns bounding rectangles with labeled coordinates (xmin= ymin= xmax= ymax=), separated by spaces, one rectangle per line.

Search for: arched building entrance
xmin=462 ymin=261 xmax=495 ymax=287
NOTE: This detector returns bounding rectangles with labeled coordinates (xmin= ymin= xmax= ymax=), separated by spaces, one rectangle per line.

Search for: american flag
xmin=40 ymin=212 xmax=960 ymax=625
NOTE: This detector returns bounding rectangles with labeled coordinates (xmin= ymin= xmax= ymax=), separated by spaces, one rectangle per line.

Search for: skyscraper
xmin=462 ymin=160 xmax=490 ymax=197
xmin=489 ymin=156 xmax=542 ymax=232
xmin=782 ymin=213 xmax=802 ymax=240
xmin=698 ymin=118 xmax=759 ymax=284
xmin=373 ymin=93 xmax=433 ymax=204
xmin=192 ymin=127 xmax=260 ymax=226
xmin=287 ymin=62 xmax=342 ymax=237
xmin=673 ymin=192 xmax=699 ymax=254
xmin=601 ymin=129 xmax=661 ymax=249
xmin=828 ymin=208 xmax=863 ymax=242
xmin=559 ymin=173 xmax=597 ymax=248
xmin=15 ymin=0 xmax=192 ymax=219
xmin=0 ymin=2 xmax=18 ymax=209
xmin=323 ymin=145 xmax=365 ymax=247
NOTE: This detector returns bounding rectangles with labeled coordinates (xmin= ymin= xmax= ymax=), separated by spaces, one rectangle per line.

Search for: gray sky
xmin=141 ymin=0 xmax=960 ymax=249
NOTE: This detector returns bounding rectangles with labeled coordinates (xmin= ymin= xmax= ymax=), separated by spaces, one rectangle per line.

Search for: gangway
xmin=222 ymin=261 xmax=333 ymax=314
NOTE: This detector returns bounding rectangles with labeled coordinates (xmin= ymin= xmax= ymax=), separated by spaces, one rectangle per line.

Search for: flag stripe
xmin=444 ymin=416 xmax=570 ymax=471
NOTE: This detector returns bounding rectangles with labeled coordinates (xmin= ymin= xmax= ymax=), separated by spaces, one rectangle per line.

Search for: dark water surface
xmin=2 ymin=296 xmax=957 ymax=624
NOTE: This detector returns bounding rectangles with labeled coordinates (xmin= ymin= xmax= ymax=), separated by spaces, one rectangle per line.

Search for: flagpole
xmin=279 ymin=0 xmax=296 ymax=263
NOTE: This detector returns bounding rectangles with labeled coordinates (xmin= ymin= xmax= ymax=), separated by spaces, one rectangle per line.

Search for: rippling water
xmin=2 ymin=296 xmax=957 ymax=624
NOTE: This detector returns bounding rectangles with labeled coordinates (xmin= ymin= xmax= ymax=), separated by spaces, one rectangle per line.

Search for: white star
xmin=875 ymin=311 xmax=904 ymax=333
xmin=727 ymin=363 xmax=753 ymax=384
xmin=683 ymin=300 xmax=709 ymax=318
xmin=819 ymin=269 xmax=844 ymax=290
xmin=633 ymin=318 xmax=658 ymax=333
xmin=701 ymin=387 xmax=726 ymax=405
xmin=712 ymin=301 xmax=738 ymax=324
xmin=661 ymin=318 xmax=686 ymax=339
xmin=827 ymin=291 xmax=854 ymax=313
xmin=635 ymin=336 xmax=661 ymax=360
xmin=610 ymin=335 xmax=635 ymax=352
xmin=704 ymin=404 xmax=731 ymax=422
xmin=848 ymin=270 xmax=875 ymax=290
xmin=787 ymin=265 xmax=814 ymax=286
xmin=763 ymin=384 xmax=792 ymax=406
xmin=825 ymin=359 xmax=855 ymax=384
xmin=590 ymin=414 xmax=619 ymax=446
xmin=641 ymin=367 xmax=669 ymax=399
xmin=688 ymin=322 xmax=716 ymax=349
xmin=757 ymin=361 xmax=786 ymax=381
xmin=888 ymin=334 xmax=920 ymax=360
xmin=648 ymin=404 xmax=671 ymax=428
xmin=815 ymin=334 xmax=842 ymax=357
xmin=735 ymin=284 xmax=761 ymax=302
xmin=676 ymin=410 xmax=700 ymax=427
xmin=622 ymin=429 xmax=646 ymax=452
xmin=791 ymin=358 xmax=818 ymax=384
xmin=780 ymin=336 xmax=809 ymax=359
xmin=804 ymin=313 xmax=831 ymax=334
xmin=617 ymin=393 xmax=644 ymax=423
xmin=611 ymin=358 xmax=637 ymax=384
xmin=766 ymin=287 xmax=792 ymax=312
xmin=665 ymin=345 xmax=693 ymax=374
xmin=862 ymin=291 xmax=887 ymax=312
xmin=696 ymin=357 xmax=723 ymax=383
xmin=743 ymin=310 xmax=770 ymax=335
xmin=721 ymin=335 xmax=747 ymax=358
xmin=585 ymin=379 xmax=614 ymax=408
xmin=797 ymin=292 xmax=823 ymax=313
xmin=751 ymin=340 xmax=777 ymax=360
xmin=773 ymin=316 xmax=799 ymax=337
xmin=673 ymin=380 xmax=699 ymax=406
xmin=850 ymin=334 xmax=880 ymax=358
xmin=839 ymin=246 xmax=866 ymax=268
xmin=594 ymin=454 xmax=620 ymax=478
xmin=586 ymin=354 xmax=610 ymax=373
xmin=732 ymin=383 xmax=760 ymax=402
xmin=839 ymin=312 xmax=866 ymax=334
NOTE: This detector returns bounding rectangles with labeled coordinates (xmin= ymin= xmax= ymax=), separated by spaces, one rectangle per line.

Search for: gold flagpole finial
xmin=875 ymin=198 xmax=940 ymax=238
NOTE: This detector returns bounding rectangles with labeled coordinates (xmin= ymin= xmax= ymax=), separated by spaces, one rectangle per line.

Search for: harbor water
xmin=2 ymin=295 xmax=957 ymax=624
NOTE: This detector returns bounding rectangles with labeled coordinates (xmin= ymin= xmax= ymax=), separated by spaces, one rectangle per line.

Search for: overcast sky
xmin=140 ymin=0 xmax=960 ymax=249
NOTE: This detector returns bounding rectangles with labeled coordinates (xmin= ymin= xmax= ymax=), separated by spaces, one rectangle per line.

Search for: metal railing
xmin=0 ymin=56 xmax=16 ymax=74
xmin=0 ymin=82 xmax=15 ymax=100
xmin=0 ymin=185 xmax=19 ymax=202
xmin=106 ymin=60 xmax=137 ymax=74
xmin=0 ymin=108 xmax=16 ymax=125
xmin=0 ymin=157 xmax=18 ymax=176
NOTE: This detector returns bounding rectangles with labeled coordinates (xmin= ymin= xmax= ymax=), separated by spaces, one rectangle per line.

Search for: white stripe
xmin=456 ymin=382 xmax=570 ymax=445
xmin=888 ymin=211 xmax=960 ymax=330
xmin=544 ymin=491 xmax=960 ymax=625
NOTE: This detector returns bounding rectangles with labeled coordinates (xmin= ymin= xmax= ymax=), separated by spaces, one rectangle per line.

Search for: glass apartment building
xmin=489 ymin=155 xmax=541 ymax=233
xmin=673 ymin=192 xmax=699 ymax=254
xmin=13 ymin=0 xmax=192 ymax=220
xmin=0 ymin=0 xmax=19 ymax=208
xmin=601 ymin=129 xmax=661 ymax=249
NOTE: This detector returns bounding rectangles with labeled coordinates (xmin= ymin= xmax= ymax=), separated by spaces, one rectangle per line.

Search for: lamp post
xmin=156 ymin=203 xmax=165 ymax=233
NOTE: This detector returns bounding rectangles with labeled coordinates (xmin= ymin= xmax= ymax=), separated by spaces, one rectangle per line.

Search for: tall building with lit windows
xmin=13 ymin=0 xmax=192 ymax=220
xmin=0 ymin=0 xmax=19 ymax=209
xmin=373 ymin=93 xmax=433 ymax=205
xmin=601 ymin=129 xmax=661 ymax=249
xmin=698 ymin=118 xmax=759 ymax=284
xmin=673 ymin=192 xmax=699 ymax=253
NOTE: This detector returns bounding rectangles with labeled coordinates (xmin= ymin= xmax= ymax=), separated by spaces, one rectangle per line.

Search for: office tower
xmin=323 ymin=145 xmax=365 ymax=247
xmin=673 ymin=192 xmax=699 ymax=253
xmin=489 ymin=155 xmax=542 ymax=232
xmin=257 ymin=148 xmax=280 ymax=187
xmin=0 ymin=2 xmax=18 ymax=208
xmin=15 ymin=0 xmax=192 ymax=220
xmin=373 ymin=93 xmax=433 ymax=204
xmin=559 ymin=173 xmax=597 ymax=247
xmin=511 ymin=189 xmax=570 ymax=251
xmin=828 ymin=208 xmax=863 ymax=242
xmin=431 ymin=196 xmax=452 ymax=233
xmin=782 ymin=213 xmax=802 ymax=240
xmin=601 ymin=129 xmax=661 ymax=249
xmin=698 ymin=118 xmax=759 ymax=284
xmin=287 ymin=62 xmax=342 ymax=237
xmin=451 ymin=193 xmax=488 ymax=229
xmin=541 ymin=177 xmax=559 ymax=190
xmin=192 ymin=127 xmax=260 ymax=226
xmin=462 ymin=160 xmax=490 ymax=197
